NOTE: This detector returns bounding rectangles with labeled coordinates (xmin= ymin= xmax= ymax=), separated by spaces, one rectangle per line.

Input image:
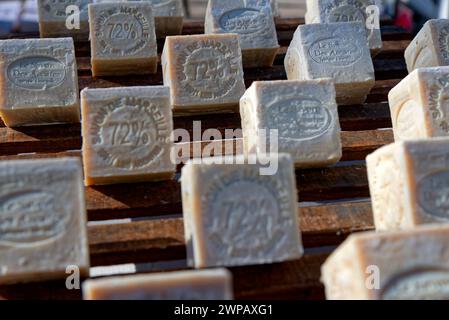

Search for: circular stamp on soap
xmin=325 ymin=0 xmax=366 ymax=23
xmin=219 ymin=8 xmax=268 ymax=35
xmin=308 ymin=35 xmax=363 ymax=67
xmin=417 ymin=170 xmax=449 ymax=220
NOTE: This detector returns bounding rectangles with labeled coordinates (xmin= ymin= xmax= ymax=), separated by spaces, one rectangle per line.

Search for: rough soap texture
xmin=240 ymin=79 xmax=342 ymax=168
xmin=0 ymin=38 xmax=80 ymax=127
xmin=0 ymin=157 xmax=89 ymax=285
xmin=81 ymin=86 xmax=175 ymax=186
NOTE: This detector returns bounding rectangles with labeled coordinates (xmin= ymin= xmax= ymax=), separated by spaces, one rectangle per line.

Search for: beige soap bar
xmin=81 ymin=86 xmax=175 ymax=186
xmin=367 ymin=139 xmax=449 ymax=231
xmin=88 ymin=2 xmax=158 ymax=77
xmin=0 ymin=38 xmax=80 ymax=127
xmin=181 ymin=154 xmax=303 ymax=268
xmin=322 ymin=225 xmax=449 ymax=300
xmin=83 ymin=269 xmax=233 ymax=300
xmin=305 ymin=0 xmax=383 ymax=56
xmin=388 ymin=67 xmax=449 ymax=141
xmin=162 ymin=34 xmax=246 ymax=114
xmin=37 ymin=0 xmax=92 ymax=40
xmin=0 ymin=157 xmax=89 ymax=284
xmin=405 ymin=19 xmax=449 ymax=73
xmin=240 ymin=79 xmax=342 ymax=168
xmin=285 ymin=22 xmax=375 ymax=106
xmin=205 ymin=0 xmax=280 ymax=68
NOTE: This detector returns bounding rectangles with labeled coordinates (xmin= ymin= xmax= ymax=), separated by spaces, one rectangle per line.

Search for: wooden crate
xmin=0 ymin=18 xmax=410 ymax=300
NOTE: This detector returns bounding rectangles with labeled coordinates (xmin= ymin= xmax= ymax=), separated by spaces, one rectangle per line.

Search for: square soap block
xmin=367 ymin=139 xmax=449 ymax=231
xmin=240 ymin=79 xmax=342 ymax=168
xmin=88 ymin=2 xmax=158 ymax=76
xmin=205 ymin=0 xmax=279 ymax=68
xmin=285 ymin=22 xmax=375 ymax=106
xmin=81 ymin=86 xmax=175 ymax=186
xmin=322 ymin=226 xmax=449 ymax=300
xmin=305 ymin=0 xmax=383 ymax=56
xmin=0 ymin=38 xmax=80 ymax=127
xmin=162 ymin=34 xmax=246 ymax=114
xmin=405 ymin=19 xmax=449 ymax=73
xmin=37 ymin=0 xmax=92 ymax=40
xmin=83 ymin=269 xmax=233 ymax=300
xmin=388 ymin=67 xmax=449 ymax=141
xmin=0 ymin=157 xmax=89 ymax=284
xmin=181 ymin=154 xmax=303 ymax=268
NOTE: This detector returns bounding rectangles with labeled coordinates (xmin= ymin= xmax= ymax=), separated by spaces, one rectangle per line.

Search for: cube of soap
xmin=240 ymin=79 xmax=342 ymax=168
xmin=81 ymin=86 xmax=175 ymax=186
xmin=367 ymin=139 xmax=449 ymax=231
xmin=322 ymin=226 xmax=449 ymax=300
xmin=388 ymin=67 xmax=449 ymax=141
xmin=205 ymin=0 xmax=280 ymax=68
xmin=285 ymin=22 xmax=375 ymax=105
xmin=405 ymin=19 xmax=449 ymax=73
xmin=83 ymin=269 xmax=233 ymax=300
xmin=88 ymin=2 xmax=158 ymax=76
xmin=0 ymin=38 xmax=80 ymax=127
xmin=37 ymin=0 xmax=92 ymax=40
xmin=181 ymin=154 xmax=303 ymax=268
xmin=305 ymin=0 xmax=383 ymax=56
xmin=0 ymin=157 xmax=89 ymax=284
xmin=162 ymin=34 xmax=246 ymax=114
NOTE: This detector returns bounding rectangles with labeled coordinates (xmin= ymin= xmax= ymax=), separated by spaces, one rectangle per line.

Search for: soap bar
xmin=37 ymin=0 xmax=92 ymax=40
xmin=0 ymin=38 xmax=80 ymax=127
xmin=83 ymin=269 xmax=233 ymax=300
xmin=0 ymin=157 xmax=89 ymax=285
xmin=181 ymin=154 xmax=303 ymax=268
xmin=321 ymin=225 xmax=449 ymax=300
xmin=285 ymin=22 xmax=375 ymax=105
xmin=271 ymin=0 xmax=280 ymax=17
xmin=367 ymin=139 xmax=449 ymax=231
xmin=88 ymin=2 xmax=158 ymax=76
xmin=162 ymin=34 xmax=246 ymax=114
xmin=388 ymin=67 xmax=449 ymax=141
xmin=405 ymin=19 xmax=449 ymax=73
xmin=240 ymin=79 xmax=342 ymax=168
xmin=81 ymin=86 xmax=175 ymax=186
xmin=205 ymin=0 xmax=279 ymax=68
xmin=305 ymin=0 xmax=382 ymax=56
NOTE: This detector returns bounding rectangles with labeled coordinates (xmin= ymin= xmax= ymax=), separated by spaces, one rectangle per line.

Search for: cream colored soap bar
xmin=0 ymin=157 xmax=89 ymax=284
xmin=83 ymin=269 xmax=233 ymax=300
xmin=205 ymin=0 xmax=279 ymax=68
xmin=181 ymin=154 xmax=303 ymax=268
xmin=81 ymin=86 xmax=175 ymax=186
xmin=162 ymin=34 xmax=246 ymax=114
xmin=305 ymin=0 xmax=382 ymax=56
xmin=405 ymin=19 xmax=449 ymax=73
xmin=388 ymin=67 xmax=449 ymax=141
xmin=37 ymin=0 xmax=92 ymax=40
xmin=285 ymin=22 xmax=375 ymax=106
xmin=240 ymin=79 xmax=342 ymax=168
xmin=322 ymin=225 xmax=449 ymax=300
xmin=367 ymin=139 xmax=449 ymax=231
xmin=0 ymin=38 xmax=80 ymax=127
xmin=88 ymin=2 xmax=158 ymax=77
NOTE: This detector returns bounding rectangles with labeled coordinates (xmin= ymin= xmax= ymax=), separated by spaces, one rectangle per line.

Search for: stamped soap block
xmin=162 ymin=34 xmax=246 ymax=114
xmin=285 ymin=22 xmax=375 ymax=106
xmin=81 ymin=86 xmax=175 ymax=186
xmin=205 ymin=0 xmax=280 ymax=68
xmin=181 ymin=154 xmax=303 ymax=268
xmin=37 ymin=0 xmax=92 ymax=40
xmin=83 ymin=269 xmax=233 ymax=300
xmin=0 ymin=157 xmax=89 ymax=284
xmin=305 ymin=0 xmax=382 ymax=56
xmin=240 ymin=79 xmax=342 ymax=168
xmin=405 ymin=19 xmax=449 ymax=73
xmin=322 ymin=225 xmax=449 ymax=300
xmin=88 ymin=2 xmax=158 ymax=76
xmin=0 ymin=38 xmax=80 ymax=127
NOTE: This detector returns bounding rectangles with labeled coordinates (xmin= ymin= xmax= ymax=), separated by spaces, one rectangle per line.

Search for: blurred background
xmin=0 ymin=0 xmax=446 ymax=36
